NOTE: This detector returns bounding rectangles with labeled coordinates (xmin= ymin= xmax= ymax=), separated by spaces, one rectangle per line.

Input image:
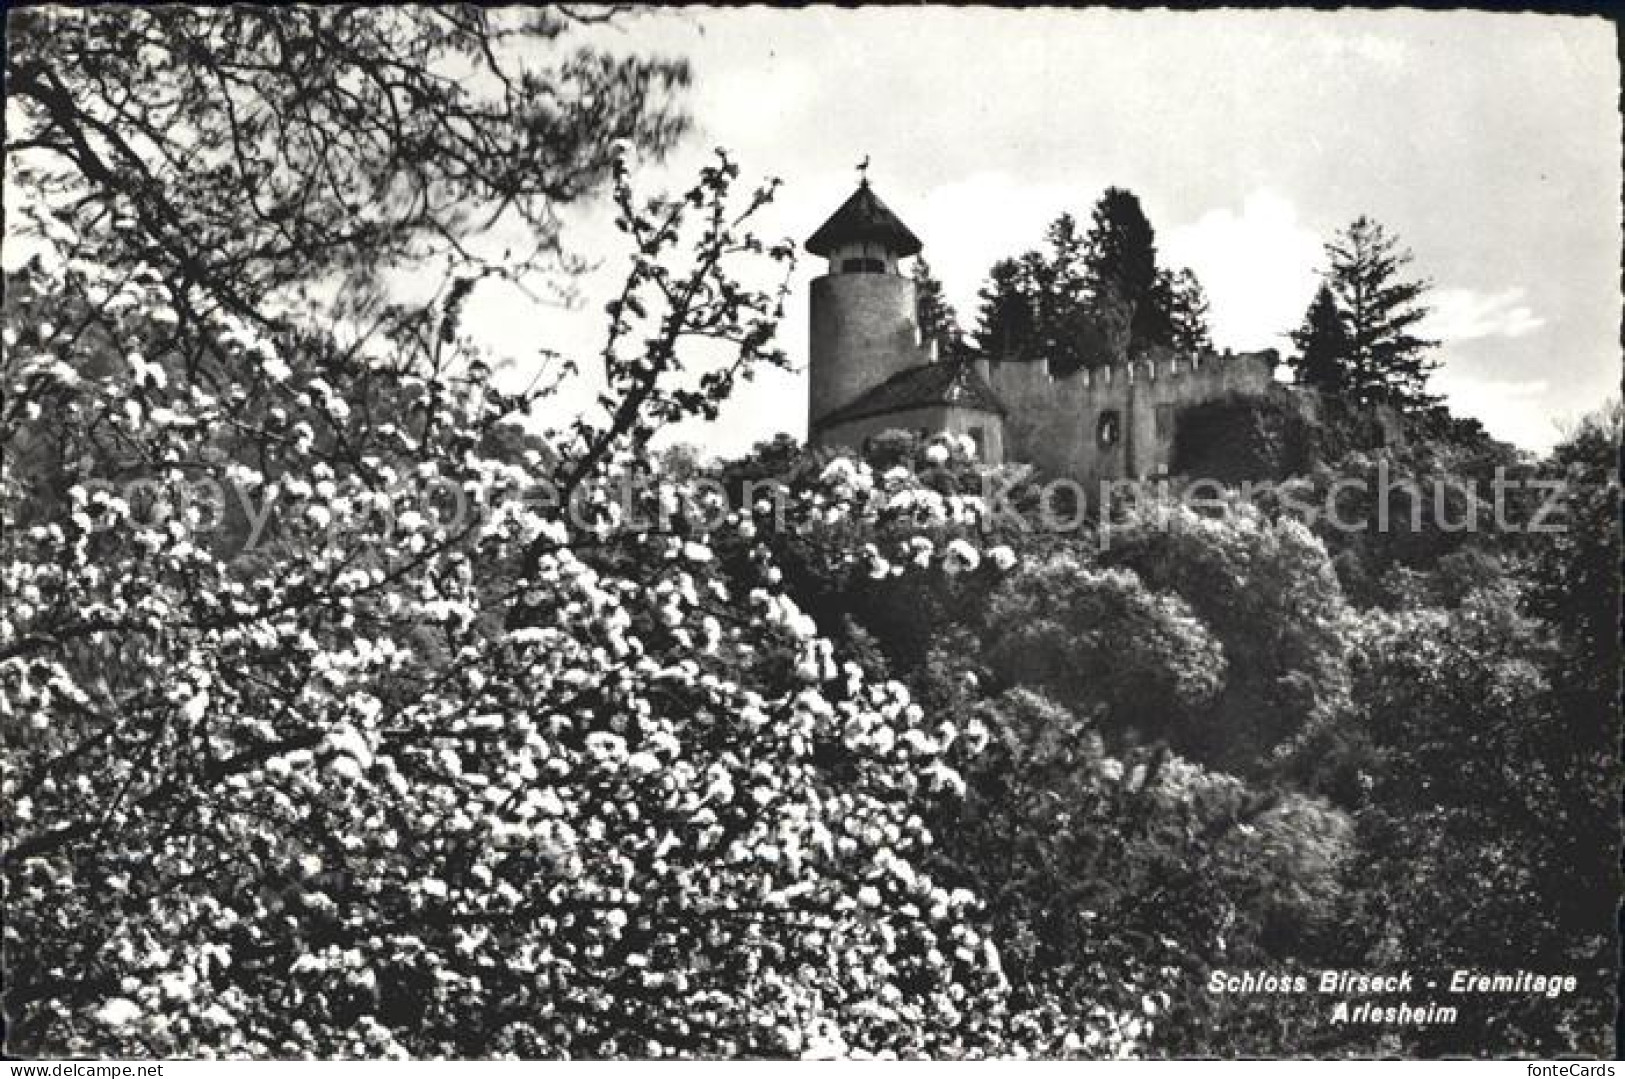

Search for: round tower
xmin=805 ymin=177 xmax=927 ymax=436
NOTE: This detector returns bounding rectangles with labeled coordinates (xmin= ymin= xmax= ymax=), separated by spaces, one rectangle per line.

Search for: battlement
xmin=990 ymin=346 xmax=1279 ymax=397
xmin=987 ymin=346 xmax=1279 ymax=486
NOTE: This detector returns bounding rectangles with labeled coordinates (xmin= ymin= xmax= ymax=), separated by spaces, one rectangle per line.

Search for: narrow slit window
xmin=1096 ymin=410 xmax=1121 ymax=448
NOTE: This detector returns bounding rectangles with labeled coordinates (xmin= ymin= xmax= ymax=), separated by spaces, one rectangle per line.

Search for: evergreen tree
xmin=972 ymin=196 xmax=1195 ymax=372
xmin=913 ymin=257 xmax=963 ymax=357
xmin=972 ymin=214 xmax=1112 ymax=375
xmin=1043 ymin=211 xmax=1092 ymax=316
xmin=1163 ymin=267 xmax=1213 ymax=354
xmin=1083 ymin=187 xmax=1170 ymax=350
xmin=1290 ymin=282 xmax=1351 ymax=394
xmin=1322 ymin=216 xmax=1439 ymax=409
xmin=972 ymin=257 xmax=1038 ymax=364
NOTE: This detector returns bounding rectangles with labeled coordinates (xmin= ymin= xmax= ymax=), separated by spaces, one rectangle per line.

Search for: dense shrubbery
xmin=1171 ymin=387 xmax=1408 ymax=486
xmin=1171 ymin=389 xmax=1318 ymax=483
xmin=703 ymin=413 xmax=1616 ymax=1057
xmin=4 ymin=6 xmax=1615 ymax=1060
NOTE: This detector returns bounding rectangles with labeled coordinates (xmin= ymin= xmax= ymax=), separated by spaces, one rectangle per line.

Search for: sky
xmin=465 ymin=7 xmax=1621 ymax=457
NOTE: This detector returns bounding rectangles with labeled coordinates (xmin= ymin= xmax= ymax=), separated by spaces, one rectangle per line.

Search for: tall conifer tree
xmin=1290 ymin=282 xmax=1352 ymax=394
xmin=1164 ymin=267 xmax=1213 ymax=355
xmin=913 ymin=257 xmax=964 ymax=357
xmin=1322 ymin=215 xmax=1439 ymax=409
xmin=1083 ymin=187 xmax=1168 ymax=349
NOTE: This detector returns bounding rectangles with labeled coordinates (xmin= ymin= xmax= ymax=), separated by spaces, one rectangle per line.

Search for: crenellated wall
xmin=989 ymin=347 xmax=1277 ymax=488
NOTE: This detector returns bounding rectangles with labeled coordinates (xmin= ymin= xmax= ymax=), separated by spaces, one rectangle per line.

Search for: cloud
xmin=1422 ymin=287 xmax=1546 ymax=342
xmin=1430 ymin=372 xmax=1559 ymax=450
xmin=913 ymin=171 xmax=1095 ymax=320
xmin=1162 ymin=189 xmax=1325 ymax=352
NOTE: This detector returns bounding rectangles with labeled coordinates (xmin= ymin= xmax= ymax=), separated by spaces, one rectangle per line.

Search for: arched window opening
xmin=1096 ymin=410 xmax=1121 ymax=448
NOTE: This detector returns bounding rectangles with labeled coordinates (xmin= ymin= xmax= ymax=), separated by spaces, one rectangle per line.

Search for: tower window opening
xmin=840 ymin=256 xmax=886 ymax=274
xmin=1096 ymin=410 xmax=1121 ymax=448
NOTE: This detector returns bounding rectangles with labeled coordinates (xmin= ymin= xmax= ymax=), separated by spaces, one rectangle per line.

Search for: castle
xmin=804 ymin=178 xmax=1280 ymax=488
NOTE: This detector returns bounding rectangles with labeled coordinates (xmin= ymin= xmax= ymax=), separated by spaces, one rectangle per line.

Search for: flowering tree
xmin=1 ymin=8 xmax=1052 ymax=1059
xmin=4 ymin=6 xmax=691 ymax=326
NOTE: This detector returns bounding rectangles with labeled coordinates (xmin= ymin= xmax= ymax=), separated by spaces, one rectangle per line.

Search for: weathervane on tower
xmin=856 ymin=154 xmax=871 ymax=185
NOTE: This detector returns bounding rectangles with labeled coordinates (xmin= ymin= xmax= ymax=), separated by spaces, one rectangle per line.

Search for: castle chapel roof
xmin=805 ymin=180 xmax=923 ymax=257
xmin=812 ymin=359 xmax=1006 ymax=432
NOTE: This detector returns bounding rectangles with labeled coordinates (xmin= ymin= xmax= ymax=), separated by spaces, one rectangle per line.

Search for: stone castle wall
xmin=989 ymin=348 xmax=1277 ymax=487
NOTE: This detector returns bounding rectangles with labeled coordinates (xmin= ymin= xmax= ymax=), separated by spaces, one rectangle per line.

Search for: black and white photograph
xmin=2 ymin=3 xmax=1620 ymax=1062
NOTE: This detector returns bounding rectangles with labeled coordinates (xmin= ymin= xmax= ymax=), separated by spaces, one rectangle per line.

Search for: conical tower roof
xmin=805 ymin=180 xmax=923 ymax=258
